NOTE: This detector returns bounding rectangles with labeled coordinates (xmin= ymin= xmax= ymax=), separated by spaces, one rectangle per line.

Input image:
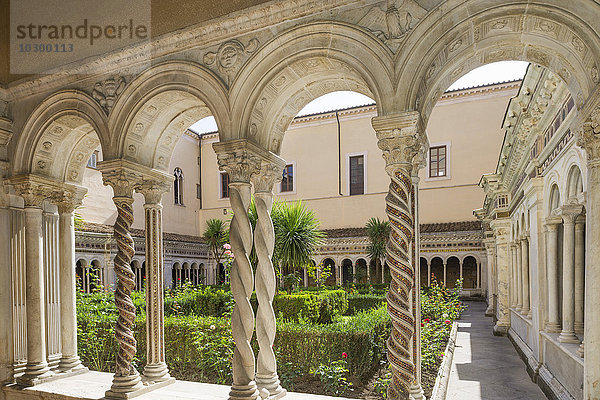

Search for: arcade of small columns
xmin=419 ymin=256 xmax=482 ymax=289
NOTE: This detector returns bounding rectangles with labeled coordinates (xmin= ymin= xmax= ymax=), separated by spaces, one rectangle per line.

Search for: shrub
xmin=164 ymin=285 xmax=233 ymax=317
xmin=271 ymin=290 xmax=348 ymax=324
xmin=345 ymin=294 xmax=386 ymax=315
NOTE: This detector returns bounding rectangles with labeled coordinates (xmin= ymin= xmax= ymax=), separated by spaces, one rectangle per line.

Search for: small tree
xmin=307 ymin=262 xmax=332 ymax=291
xmin=203 ymin=218 xmax=229 ymax=278
xmin=366 ymin=217 xmax=390 ymax=284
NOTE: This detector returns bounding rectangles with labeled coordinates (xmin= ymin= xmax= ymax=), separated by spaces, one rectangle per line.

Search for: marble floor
xmin=446 ymin=301 xmax=547 ymax=400
xmin=2 ymin=370 xmax=351 ymax=400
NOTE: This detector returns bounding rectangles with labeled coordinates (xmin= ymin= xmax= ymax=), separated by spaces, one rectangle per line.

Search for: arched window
xmin=174 ymin=168 xmax=184 ymax=205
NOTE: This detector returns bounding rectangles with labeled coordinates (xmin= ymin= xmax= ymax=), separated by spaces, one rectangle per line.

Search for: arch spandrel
xmin=11 ymin=90 xmax=109 ymax=184
xmin=395 ymin=1 xmax=600 ymax=124
xmin=229 ymin=22 xmax=395 ymax=153
xmin=108 ymin=61 xmax=230 ymax=169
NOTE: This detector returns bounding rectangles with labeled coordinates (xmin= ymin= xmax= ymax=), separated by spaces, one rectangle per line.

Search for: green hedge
xmin=345 ymin=294 xmax=386 ymax=315
xmin=164 ymin=286 xmax=232 ymax=317
xmin=273 ymin=290 xmax=348 ymax=323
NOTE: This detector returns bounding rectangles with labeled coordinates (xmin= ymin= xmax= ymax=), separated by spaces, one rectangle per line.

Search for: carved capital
xmin=54 ymin=185 xmax=88 ymax=214
xmin=576 ymin=106 xmax=600 ymax=163
xmin=560 ymin=204 xmax=584 ymax=224
xmin=137 ymin=176 xmax=173 ymax=204
xmin=372 ymin=112 xmax=427 ymax=177
xmin=213 ymin=139 xmax=265 ymax=183
xmin=252 ymin=157 xmax=286 ymax=194
xmin=10 ymin=174 xmax=63 ymax=207
xmin=99 ymin=159 xmax=171 ymax=199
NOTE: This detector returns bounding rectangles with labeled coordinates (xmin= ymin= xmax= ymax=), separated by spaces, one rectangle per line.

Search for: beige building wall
xmin=78 ymin=132 xmax=202 ymax=236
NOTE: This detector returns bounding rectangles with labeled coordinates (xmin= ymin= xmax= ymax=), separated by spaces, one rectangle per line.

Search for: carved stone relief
xmin=203 ymin=39 xmax=260 ymax=85
xmin=91 ymin=77 xmax=126 ymax=114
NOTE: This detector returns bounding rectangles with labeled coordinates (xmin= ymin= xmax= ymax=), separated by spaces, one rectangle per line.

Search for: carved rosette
xmin=373 ymin=113 xmax=425 ymax=400
xmin=213 ymin=140 xmax=262 ymax=399
xmin=252 ymin=160 xmax=286 ymax=399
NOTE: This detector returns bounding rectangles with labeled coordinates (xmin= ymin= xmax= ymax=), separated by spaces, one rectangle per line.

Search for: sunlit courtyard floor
xmin=3 ymin=370 xmax=352 ymax=400
xmin=446 ymin=302 xmax=546 ymax=400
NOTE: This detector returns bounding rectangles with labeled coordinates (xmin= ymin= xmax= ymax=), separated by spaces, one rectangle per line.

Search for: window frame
xmin=425 ymin=142 xmax=451 ymax=181
xmin=277 ymin=162 xmax=296 ymax=195
xmin=219 ymin=171 xmax=230 ymax=199
xmin=173 ymin=167 xmax=184 ymax=206
xmin=87 ymin=150 xmax=99 ymax=169
xmin=346 ymin=152 xmax=367 ymax=196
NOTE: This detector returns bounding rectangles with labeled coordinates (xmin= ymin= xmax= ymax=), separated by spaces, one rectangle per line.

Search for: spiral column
xmin=253 ymin=160 xmax=286 ymax=399
xmin=213 ymin=140 xmax=262 ymax=400
xmin=374 ymin=113 xmax=426 ymax=400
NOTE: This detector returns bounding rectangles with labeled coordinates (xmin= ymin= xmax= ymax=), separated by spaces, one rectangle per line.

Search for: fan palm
xmin=202 ymin=218 xmax=229 ymax=282
xmin=366 ymin=217 xmax=390 ymax=284
xmin=272 ymin=200 xmax=324 ymax=277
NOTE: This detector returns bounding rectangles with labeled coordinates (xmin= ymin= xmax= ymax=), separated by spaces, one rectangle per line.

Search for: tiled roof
xmin=76 ymin=222 xmax=206 ymax=243
xmin=420 ymin=221 xmax=482 ymax=233
xmin=323 ymin=221 xmax=482 ymax=238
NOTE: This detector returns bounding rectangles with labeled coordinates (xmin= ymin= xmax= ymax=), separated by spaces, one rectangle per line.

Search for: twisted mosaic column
xmin=254 ymin=163 xmax=286 ymax=399
xmin=385 ymin=169 xmax=416 ymax=400
xmin=229 ymin=182 xmax=260 ymax=399
xmin=110 ymin=196 xmax=142 ymax=393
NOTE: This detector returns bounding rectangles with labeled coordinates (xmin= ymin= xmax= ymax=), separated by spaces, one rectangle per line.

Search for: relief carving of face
xmin=218 ymin=44 xmax=240 ymax=69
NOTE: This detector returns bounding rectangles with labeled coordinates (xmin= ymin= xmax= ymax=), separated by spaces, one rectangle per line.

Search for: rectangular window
xmin=87 ymin=151 xmax=98 ymax=168
xmin=220 ymin=172 xmax=230 ymax=198
xmin=281 ymin=164 xmax=294 ymax=192
xmin=196 ymin=184 xmax=202 ymax=199
xmin=349 ymin=155 xmax=364 ymax=196
xmin=429 ymin=145 xmax=447 ymax=177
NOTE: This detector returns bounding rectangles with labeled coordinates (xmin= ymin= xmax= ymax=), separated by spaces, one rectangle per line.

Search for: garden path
xmin=445 ymin=301 xmax=547 ymax=400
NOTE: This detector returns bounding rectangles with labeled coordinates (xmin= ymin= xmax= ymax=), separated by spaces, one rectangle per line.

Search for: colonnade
xmin=420 ymin=256 xmax=482 ymax=289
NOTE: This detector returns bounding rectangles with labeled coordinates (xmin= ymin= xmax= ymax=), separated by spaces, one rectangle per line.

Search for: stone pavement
xmin=446 ymin=302 xmax=547 ymax=400
xmin=3 ymin=370 xmax=350 ymax=400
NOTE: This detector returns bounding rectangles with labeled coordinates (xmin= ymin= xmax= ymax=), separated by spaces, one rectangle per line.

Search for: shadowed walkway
xmin=446 ymin=302 xmax=547 ymax=400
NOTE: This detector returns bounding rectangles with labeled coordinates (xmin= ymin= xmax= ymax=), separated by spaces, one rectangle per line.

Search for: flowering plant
xmin=221 ymin=243 xmax=234 ymax=284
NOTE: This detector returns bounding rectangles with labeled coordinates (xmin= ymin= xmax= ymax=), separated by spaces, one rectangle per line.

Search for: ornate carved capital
xmin=560 ymin=204 xmax=584 ymax=224
xmin=575 ymin=106 xmax=600 ymax=163
xmin=372 ymin=112 xmax=427 ymax=177
xmin=9 ymin=174 xmax=63 ymax=207
xmin=99 ymin=159 xmax=171 ymax=199
xmin=137 ymin=175 xmax=173 ymax=204
xmin=252 ymin=156 xmax=286 ymax=194
xmin=54 ymin=185 xmax=88 ymax=214
xmin=212 ymin=139 xmax=265 ymax=183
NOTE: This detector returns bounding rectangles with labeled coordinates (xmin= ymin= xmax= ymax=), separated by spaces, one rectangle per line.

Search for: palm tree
xmin=272 ymin=200 xmax=324 ymax=278
xmin=366 ymin=217 xmax=390 ymax=284
xmin=202 ymin=218 xmax=229 ymax=283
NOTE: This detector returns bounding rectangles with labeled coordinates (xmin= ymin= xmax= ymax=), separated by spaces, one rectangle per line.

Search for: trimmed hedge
xmin=345 ymin=294 xmax=386 ymax=315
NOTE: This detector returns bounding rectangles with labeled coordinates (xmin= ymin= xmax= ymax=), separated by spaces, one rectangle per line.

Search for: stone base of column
xmin=16 ymin=362 xmax=53 ymax=386
xmin=574 ymin=322 xmax=584 ymax=334
xmin=577 ymin=341 xmax=584 ymax=358
xmin=558 ymin=331 xmax=580 ymax=344
xmin=409 ymin=383 xmax=425 ymax=400
xmin=106 ymin=374 xmax=174 ymax=399
xmin=493 ymin=322 xmax=509 ymax=336
xmin=105 ymin=372 xmax=144 ymax=398
xmin=143 ymin=362 xmax=171 ymax=383
xmin=485 ymin=305 xmax=494 ymax=317
xmin=58 ymin=355 xmax=85 ymax=372
xmin=256 ymin=373 xmax=286 ymax=399
xmin=545 ymin=323 xmax=561 ymax=333
xmin=520 ymin=308 xmax=530 ymax=317
xmin=229 ymin=382 xmax=261 ymax=400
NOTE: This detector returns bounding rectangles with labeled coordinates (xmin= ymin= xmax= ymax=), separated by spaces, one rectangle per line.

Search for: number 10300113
xmin=18 ymin=43 xmax=73 ymax=52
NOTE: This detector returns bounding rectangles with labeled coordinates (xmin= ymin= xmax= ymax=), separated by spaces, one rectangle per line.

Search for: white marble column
xmin=252 ymin=160 xmax=286 ymax=399
xmin=214 ymin=140 xmax=262 ymax=400
xmin=443 ymin=262 xmax=447 ymax=286
xmin=545 ymin=219 xmax=561 ymax=332
xmin=43 ymin=208 xmax=61 ymax=370
xmin=491 ymin=218 xmax=511 ymax=335
xmin=559 ymin=205 xmax=582 ymax=343
xmin=373 ymin=112 xmax=426 ymax=399
xmin=139 ymin=179 xmax=172 ymax=384
xmin=574 ymin=217 xmax=585 ymax=334
xmin=484 ymin=239 xmax=496 ymax=316
xmin=521 ymin=235 xmax=530 ymax=317
xmin=0 ymin=174 xmax=14 ymax=383
xmin=476 ymin=261 xmax=481 ymax=289
xmin=19 ymin=196 xmax=52 ymax=383
xmin=459 ymin=259 xmax=463 ymax=282
xmin=57 ymin=195 xmax=85 ymax=372
xmin=577 ymin=123 xmax=600 ymax=399
xmin=427 ymin=261 xmax=431 ymax=286
xmin=515 ymin=240 xmax=523 ymax=312
xmin=352 ymin=262 xmax=357 ymax=284
xmin=510 ymin=243 xmax=517 ymax=308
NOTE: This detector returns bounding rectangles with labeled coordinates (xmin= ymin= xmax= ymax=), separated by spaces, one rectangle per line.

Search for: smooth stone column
xmin=484 ymin=239 xmax=496 ymax=317
xmin=443 ymin=262 xmax=447 ymax=286
xmin=509 ymin=243 xmax=517 ymax=308
xmin=20 ymin=203 xmax=52 ymax=384
xmin=574 ymin=217 xmax=585 ymax=334
xmin=352 ymin=262 xmax=357 ymax=284
xmin=521 ymin=235 xmax=531 ymax=317
xmin=559 ymin=206 xmax=582 ymax=343
xmin=515 ymin=241 xmax=523 ymax=312
xmin=139 ymin=181 xmax=172 ymax=384
xmin=253 ymin=160 xmax=286 ymax=399
xmin=0 ymin=175 xmax=13 ymax=383
xmin=476 ymin=261 xmax=481 ymax=289
xmin=491 ymin=218 xmax=512 ymax=335
xmin=427 ymin=261 xmax=431 ymax=286
xmin=545 ymin=220 xmax=561 ymax=332
xmin=57 ymin=196 xmax=86 ymax=372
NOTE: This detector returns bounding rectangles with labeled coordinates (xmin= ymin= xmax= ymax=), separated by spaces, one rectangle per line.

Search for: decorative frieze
xmin=91 ymin=77 xmax=126 ymax=114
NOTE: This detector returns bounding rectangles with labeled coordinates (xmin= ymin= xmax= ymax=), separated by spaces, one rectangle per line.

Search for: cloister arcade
xmin=2 ymin=1 xmax=600 ymax=400
xmin=419 ymin=255 xmax=482 ymax=290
